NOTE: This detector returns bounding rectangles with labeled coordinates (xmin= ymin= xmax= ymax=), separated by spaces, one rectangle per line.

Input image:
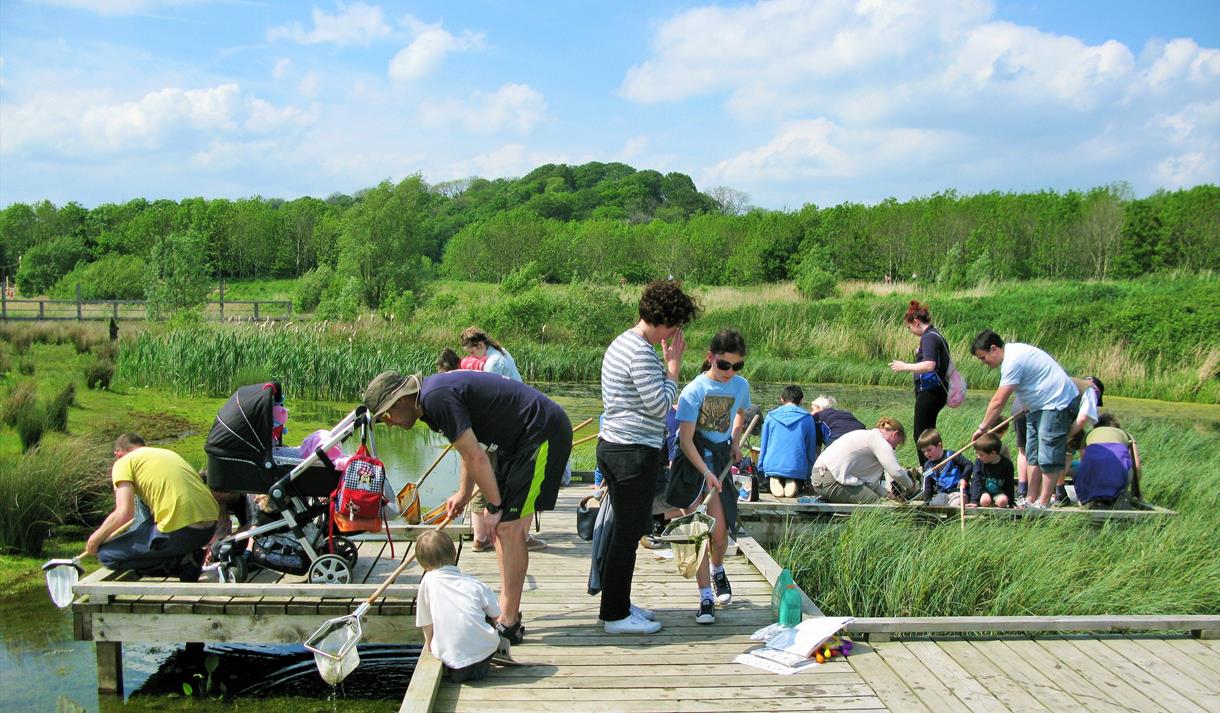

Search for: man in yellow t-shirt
xmin=86 ymin=433 xmax=219 ymax=581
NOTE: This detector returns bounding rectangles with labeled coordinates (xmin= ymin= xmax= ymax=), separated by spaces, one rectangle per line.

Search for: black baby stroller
xmin=205 ymin=383 xmax=378 ymax=585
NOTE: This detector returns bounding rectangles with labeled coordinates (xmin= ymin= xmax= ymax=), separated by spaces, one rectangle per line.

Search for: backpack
xmin=331 ymin=443 xmax=388 ymax=533
xmin=932 ymin=331 xmax=967 ymax=408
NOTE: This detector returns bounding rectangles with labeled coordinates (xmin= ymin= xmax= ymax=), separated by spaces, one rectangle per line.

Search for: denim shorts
xmin=1025 ymin=397 xmax=1079 ymax=473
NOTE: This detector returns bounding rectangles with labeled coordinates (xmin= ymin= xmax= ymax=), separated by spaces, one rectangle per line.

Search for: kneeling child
xmin=415 ymin=530 xmax=502 ymax=683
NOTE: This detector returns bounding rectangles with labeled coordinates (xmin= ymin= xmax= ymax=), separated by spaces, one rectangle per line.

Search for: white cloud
xmin=298 ymin=72 xmax=321 ymax=98
xmin=418 ymin=84 xmax=547 ymax=133
xmin=619 ymin=136 xmax=648 ymax=161
xmin=441 ymin=144 xmax=573 ymax=182
xmin=706 ymin=118 xmax=958 ymax=184
xmin=1139 ymin=38 xmax=1220 ymax=92
xmin=1154 ymin=152 xmax=1215 ymax=188
xmin=268 ymin=3 xmax=392 ymax=47
xmin=388 ymin=17 xmax=485 ymax=82
xmin=0 ymin=83 xmax=317 ymax=156
xmin=272 ymin=58 xmax=292 ymax=80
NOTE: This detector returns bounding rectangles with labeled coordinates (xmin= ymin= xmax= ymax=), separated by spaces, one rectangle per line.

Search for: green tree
xmin=146 ymin=231 xmax=211 ymax=319
xmin=15 ymin=235 xmax=89 ymax=296
xmin=1113 ymin=200 xmax=1166 ymax=278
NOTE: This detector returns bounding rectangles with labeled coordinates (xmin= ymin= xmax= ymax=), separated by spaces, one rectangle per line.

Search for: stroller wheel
xmin=308 ymin=554 xmax=352 ymax=585
xmin=222 ymin=555 xmax=248 ymax=584
xmin=331 ymin=536 xmax=359 ymax=569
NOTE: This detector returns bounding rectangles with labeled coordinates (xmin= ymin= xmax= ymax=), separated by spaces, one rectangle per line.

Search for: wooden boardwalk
xmin=401 ymin=487 xmax=1218 ymax=713
xmin=68 ymin=485 xmax=1218 ymax=711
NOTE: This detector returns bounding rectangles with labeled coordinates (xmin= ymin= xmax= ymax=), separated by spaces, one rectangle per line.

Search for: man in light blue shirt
xmin=971 ymin=330 xmax=1080 ymax=510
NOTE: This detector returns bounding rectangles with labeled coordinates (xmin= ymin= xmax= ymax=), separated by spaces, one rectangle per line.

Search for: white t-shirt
xmin=999 ymin=343 xmax=1078 ymax=412
xmin=813 ymin=429 xmax=912 ymax=496
xmin=1076 ymin=385 xmax=1099 ymax=426
xmin=415 ymin=565 xmax=501 ymax=668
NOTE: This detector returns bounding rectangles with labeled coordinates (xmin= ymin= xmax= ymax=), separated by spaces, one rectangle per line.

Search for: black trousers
xmin=913 ymin=388 xmax=947 ymax=443
xmin=594 ymin=441 xmax=661 ymax=622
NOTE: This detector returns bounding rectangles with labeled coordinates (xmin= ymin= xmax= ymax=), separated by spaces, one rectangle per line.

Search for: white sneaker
xmin=630 ymin=603 xmax=656 ymax=621
xmin=604 ymin=612 xmax=662 ymax=635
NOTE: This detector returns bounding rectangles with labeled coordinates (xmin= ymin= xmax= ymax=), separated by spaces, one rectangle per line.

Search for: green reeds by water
xmin=0 ymin=436 xmax=113 ymax=555
xmin=774 ymin=418 xmax=1220 ymax=618
xmin=114 ymin=274 xmax=1219 ymax=403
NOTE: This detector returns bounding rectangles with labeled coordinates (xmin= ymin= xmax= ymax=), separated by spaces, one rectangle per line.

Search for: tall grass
xmin=773 ymin=416 xmax=1220 ymax=617
xmin=0 ymin=436 xmax=113 ymax=555
xmin=115 ymin=275 xmax=1219 ymax=403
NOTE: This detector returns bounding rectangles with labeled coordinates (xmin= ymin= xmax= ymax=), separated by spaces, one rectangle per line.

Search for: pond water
xmin=5 ymin=381 xmax=1215 ymax=711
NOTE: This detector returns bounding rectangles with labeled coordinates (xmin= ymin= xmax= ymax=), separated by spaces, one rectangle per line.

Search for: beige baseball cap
xmin=363 ymin=371 xmax=422 ymax=419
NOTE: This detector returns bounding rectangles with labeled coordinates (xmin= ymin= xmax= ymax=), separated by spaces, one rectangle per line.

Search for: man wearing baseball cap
xmin=363 ymin=368 xmax=571 ymax=645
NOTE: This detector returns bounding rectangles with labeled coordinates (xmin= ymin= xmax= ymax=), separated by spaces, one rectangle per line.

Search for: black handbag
xmin=576 ymin=493 xmax=600 ymax=541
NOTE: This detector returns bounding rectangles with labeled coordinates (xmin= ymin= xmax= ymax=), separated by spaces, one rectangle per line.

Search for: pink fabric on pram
xmin=300 ymin=429 xmax=350 ymax=471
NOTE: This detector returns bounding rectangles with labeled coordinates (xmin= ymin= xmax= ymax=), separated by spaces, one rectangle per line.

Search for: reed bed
xmin=115 ymin=274 xmax=1218 ymax=403
xmin=0 ymin=435 xmax=113 ymax=555
xmin=773 ymin=416 xmax=1220 ymax=618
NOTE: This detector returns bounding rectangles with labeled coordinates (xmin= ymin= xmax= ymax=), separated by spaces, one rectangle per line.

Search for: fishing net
xmin=662 ymin=511 xmax=713 ymax=579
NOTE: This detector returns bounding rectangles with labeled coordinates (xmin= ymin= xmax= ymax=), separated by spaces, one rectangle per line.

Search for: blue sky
xmin=1 ymin=0 xmax=1217 ymax=210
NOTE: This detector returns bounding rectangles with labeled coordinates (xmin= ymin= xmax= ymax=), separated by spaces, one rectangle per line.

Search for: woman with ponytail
xmin=889 ymin=300 xmax=951 ymax=442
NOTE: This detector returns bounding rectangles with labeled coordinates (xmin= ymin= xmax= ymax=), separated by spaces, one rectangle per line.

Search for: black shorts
xmin=1014 ymin=412 xmax=1028 ymax=451
xmin=494 ymin=416 xmax=572 ymax=522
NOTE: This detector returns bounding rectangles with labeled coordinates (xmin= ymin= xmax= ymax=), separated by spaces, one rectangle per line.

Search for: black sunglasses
xmin=715 ymin=358 xmax=745 ymax=372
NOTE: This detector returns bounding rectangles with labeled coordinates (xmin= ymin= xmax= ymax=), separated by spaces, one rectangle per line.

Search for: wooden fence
xmin=0 ymin=292 xmax=291 ymax=322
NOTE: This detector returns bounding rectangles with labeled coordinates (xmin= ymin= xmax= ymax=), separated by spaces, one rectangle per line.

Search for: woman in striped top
xmin=596 ymin=280 xmax=699 ymax=635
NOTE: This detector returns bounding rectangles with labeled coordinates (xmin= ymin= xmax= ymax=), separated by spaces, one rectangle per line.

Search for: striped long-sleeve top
xmin=599 ymin=329 xmax=678 ymax=449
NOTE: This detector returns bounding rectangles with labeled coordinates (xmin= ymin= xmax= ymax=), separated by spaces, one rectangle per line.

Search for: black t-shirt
xmin=916 ymin=326 xmax=948 ymax=379
xmin=419 ymin=371 xmax=563 ymax=457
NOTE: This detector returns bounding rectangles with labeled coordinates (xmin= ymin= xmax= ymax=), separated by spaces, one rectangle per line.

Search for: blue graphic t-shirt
xmin=676 ymin=373 xmax=752 ymax=444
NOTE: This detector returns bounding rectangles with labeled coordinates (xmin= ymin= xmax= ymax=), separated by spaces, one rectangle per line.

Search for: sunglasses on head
xmin=715 ymin=358 xmax=745 ymax=372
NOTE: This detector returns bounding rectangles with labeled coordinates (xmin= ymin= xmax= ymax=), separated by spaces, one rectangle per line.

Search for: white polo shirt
xmin=416 ymin=565 xmax=501 ymax=669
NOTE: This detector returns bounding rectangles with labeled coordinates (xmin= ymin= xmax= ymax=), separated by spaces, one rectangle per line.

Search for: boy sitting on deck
xmin=967 ymin=434 xmax=1015 ymax=508
xmin=917 ymin=428 xmax=971 ymax=506
xmin=415 ymin=530 xmax=503 ymax=683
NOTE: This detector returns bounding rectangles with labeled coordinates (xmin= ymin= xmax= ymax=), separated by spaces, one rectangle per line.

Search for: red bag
xmin=331 ymin=444 xmax=387 ymax=533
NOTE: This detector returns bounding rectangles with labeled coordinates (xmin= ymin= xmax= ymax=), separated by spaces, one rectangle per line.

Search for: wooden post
xmin=95 ymin=641 xmax=123 ymax=694
xmin=39 ymin=301 xmax=45 ymax=319
xmin=1 ymin=283 xmax=6 ymax=320
xmin=112 ymin=302 xmax=119 ymax=319
xmin=253 ymin=302 xmax=260 ymax=320
xmin=76 ymin=284 xmax=83 ymax=321
xmin=219 ymin=280 xmax=225 ymax=321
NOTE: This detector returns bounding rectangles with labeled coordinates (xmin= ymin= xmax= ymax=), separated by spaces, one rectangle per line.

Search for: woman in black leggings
xmin=888 ymin=300 xmax=949 ymax=443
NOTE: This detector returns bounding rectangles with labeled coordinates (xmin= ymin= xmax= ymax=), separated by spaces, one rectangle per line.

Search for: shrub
xmin=499 ymin=261 xmax=545 ymax=296
xmin=315 ymin=277 xmax=363 ymax=321
xmin=47 ymin=383 xmax=75 ymax=433
xmin=49 ymin=253 xmax=151 ymax=300
xmin=72 ymin=329 xmax=94 ymax=354
xmin=3 ymin=381 xmax=37 ymax=426
xmin=85 ymin=360 xmax=115 ymax=390
xmin=379 ymin=290 xmax=417 ymax=323
xmin=11 ymin=331 xmax=33 ymax=355
xmin=18 ymin=357 xmax=35 ymax=375
xmin=293 ymin=265 xmax=334 ymax=313
xmin=0 ymin=435 xmax=113 ymax=555
xmin=795 ymin=266 xmax=838 ymax=301
xmin=16 ymin=402 xmax=46 ymax=451
xmin=95 ymin=341 xmax=120 ymax=362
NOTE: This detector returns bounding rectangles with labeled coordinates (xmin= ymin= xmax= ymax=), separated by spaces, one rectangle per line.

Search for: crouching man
xmin=86 ymin=433 xmax=219 ymax=582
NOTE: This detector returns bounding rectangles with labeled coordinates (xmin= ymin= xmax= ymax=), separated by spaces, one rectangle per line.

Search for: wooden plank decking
xmin=401 ymin=486 xmax=1218 ymax=713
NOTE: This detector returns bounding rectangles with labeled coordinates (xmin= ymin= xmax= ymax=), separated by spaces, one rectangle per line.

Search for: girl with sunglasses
xmin=675 ymin=329 xmax=752 ymax=625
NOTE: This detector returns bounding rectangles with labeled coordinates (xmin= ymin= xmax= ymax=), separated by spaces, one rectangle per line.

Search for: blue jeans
xmin=97 ymin=501 xmax=215 ymax=575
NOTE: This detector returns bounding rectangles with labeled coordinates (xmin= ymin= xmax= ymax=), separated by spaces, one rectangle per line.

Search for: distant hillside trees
xmin=1 ymin=164 xmax=1216 ymax=314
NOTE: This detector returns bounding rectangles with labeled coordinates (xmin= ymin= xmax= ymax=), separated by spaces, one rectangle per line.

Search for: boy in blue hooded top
xmin=758 ymin=386 xmax=818 ymax=498
xmin=917 ymin=428 xmax=971 ymax=505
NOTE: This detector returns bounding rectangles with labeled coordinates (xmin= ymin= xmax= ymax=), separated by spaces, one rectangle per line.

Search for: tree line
xmin=0 ymin=161 xmax=1215 ymax=316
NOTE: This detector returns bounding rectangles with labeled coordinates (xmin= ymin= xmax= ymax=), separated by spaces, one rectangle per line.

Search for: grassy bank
xmin=116 ymin=274 xmax=1219 ymax=403
xmin=773 ymin=408 xmax=1220 ymax=618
